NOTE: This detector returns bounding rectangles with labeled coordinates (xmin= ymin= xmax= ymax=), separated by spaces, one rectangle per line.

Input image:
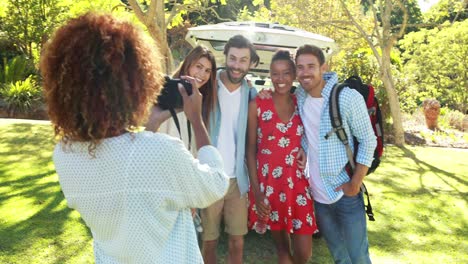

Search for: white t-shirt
xmin=53 ymin=132 xmax=229 ymax=263
xmin=216 ymin=79 xmax=241 ymax=178
xmin=303 ymin=95 xmax=342 ymax=204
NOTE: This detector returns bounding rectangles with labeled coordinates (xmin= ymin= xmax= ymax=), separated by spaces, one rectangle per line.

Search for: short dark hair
xmin=271 ymin=49 xmax=295 ymax=75
xmin=295 ymin=44 xmax=325 ymax=66
xmin=223 ymin=35 xmax=259 ymax=67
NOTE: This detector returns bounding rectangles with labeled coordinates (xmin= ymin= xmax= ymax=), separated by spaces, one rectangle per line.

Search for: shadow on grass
xmin=0 ymin=122 xmax=92 ymax=263
xmin=2 ymin=122 xmax=466 ymax=263
xmin=364 ymin=146 xmax=467 ymax=261
xmin=400 ymin=147 xmax=468 ymax=193
xmin=215 ymin=230 xmax=333 ymax=264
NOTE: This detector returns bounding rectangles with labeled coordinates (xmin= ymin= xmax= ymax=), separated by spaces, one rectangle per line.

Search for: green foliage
xmin=363 ymin=0 xmax=423 ymax=34
xmin=0 ymin=55 xmax=35 ymax=84
xmin=333 ymin=48 xmax=382 ymax=85
xmin=439 ymin=107 xmax=466 ymax=130
xmin=423 ymin=0 xmax=468 ymax=24
xmin=332 ymin=47 xmax=404 ymax=123
xmin=0 ymin=0 xmax=70 ymax=63
xmin=0 ymin=76 xmax=42 ymax=116
xmin=399 ymin=20 xmax=468 ymax=113
xmin=0 ymin=30 xmax=23 ymax=63
xmin=185 ymin=0 xmax=257 ymax=25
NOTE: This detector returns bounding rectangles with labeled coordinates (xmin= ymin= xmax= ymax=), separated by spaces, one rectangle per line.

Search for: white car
xmin=185 ymin=21 xmax=338 ymax=81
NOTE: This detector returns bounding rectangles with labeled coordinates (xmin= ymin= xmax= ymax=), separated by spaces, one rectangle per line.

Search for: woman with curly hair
xmin=40 ymin=12 xmax=228 ymax=263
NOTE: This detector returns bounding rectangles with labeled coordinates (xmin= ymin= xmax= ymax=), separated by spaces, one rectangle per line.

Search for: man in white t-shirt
xmin=201 ymin=35 xmax=259 ymax=264
xmin=257 ymin=45 xmax=376 ymax=263
xmin=295 ymin=45 xmax=376 ymax=264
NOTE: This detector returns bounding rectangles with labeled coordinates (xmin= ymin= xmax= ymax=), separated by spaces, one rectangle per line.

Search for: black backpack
xmin=326 ymin=76 xmax=384 ymax=221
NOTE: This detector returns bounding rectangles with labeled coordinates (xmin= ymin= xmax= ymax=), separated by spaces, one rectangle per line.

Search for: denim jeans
xmin=314 ymin=192 xmax=371 ymax=264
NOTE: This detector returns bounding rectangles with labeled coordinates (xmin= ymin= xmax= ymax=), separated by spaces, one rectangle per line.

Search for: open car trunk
xmin=185 ymin=21 xmax=338 ymax=78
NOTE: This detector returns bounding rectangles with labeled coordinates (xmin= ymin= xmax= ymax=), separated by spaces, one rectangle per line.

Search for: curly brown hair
xmin=40 ymin=12 xmax=163 ymax=151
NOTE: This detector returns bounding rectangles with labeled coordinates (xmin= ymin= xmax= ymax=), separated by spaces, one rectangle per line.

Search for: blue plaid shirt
xmin=296 ymin=72 xmax=377 ymax=201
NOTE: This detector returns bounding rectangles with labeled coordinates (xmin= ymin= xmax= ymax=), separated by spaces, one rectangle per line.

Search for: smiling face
xmin=296 ymin=53 xmax=327 ymax=96
xmin=270 ymin=59 xmax=295 ymax=95
xmin=188 ymin=56 xmax=212 ymax=89
xmin=225 ymin=47 xmax=252 ymax=84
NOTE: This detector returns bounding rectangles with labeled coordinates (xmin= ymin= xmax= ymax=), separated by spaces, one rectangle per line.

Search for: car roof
xmin=185 ymin=21 xmax=338 ymax=78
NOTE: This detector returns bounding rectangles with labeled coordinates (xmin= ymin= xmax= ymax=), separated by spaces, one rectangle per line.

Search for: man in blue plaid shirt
xmin=295 ymin=45 xmax=377 ymax=264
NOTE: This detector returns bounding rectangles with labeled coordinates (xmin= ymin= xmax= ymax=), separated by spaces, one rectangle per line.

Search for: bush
xmin=438 ymin=107 xmax=465 ymax=130
xmin=0 ymin=76 xmax=42 ymax=117
xmin=0 ymin=55 xmax=35 ymax=84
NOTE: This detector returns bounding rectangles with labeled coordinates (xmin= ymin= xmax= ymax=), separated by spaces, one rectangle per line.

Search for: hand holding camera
xmin=178 ymin=76 xmax=203 ymax=124
xmin=157 ymin=76 xmax=194 ymax=110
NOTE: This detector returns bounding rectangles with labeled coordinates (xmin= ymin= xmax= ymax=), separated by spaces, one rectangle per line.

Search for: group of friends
xmin=42 ymin=12 xmax=377 ymax=264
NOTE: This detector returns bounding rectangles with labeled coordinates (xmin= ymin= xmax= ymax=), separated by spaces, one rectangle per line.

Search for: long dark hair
xmin=172 ymin=45 xmax=217 ymax=126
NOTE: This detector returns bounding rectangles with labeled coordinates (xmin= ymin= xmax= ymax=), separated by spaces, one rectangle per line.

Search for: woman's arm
xmin=145 ymin=105 xmax=172 ymax=132
xmin=246 ymin=100 xmax=270 ymax=218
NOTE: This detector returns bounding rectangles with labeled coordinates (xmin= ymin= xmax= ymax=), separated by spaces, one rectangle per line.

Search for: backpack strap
xmin=325 ymin=83 xmax=356 ymax=171
xmin=326 ymin=83 xmax=375 ymax=221
xmin=361 ymin=183 xmax=375 ymax=221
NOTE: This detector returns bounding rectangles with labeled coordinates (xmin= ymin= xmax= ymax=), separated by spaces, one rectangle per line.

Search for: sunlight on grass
xmin=0 ymin=119 xmax=466 ymax=263
xmin=0 ymin=120 xmax=93 ymax=264
xmin=365 ymin=146 xmax=467 ymax=264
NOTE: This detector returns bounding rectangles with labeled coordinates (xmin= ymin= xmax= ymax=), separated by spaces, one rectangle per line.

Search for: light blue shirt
xmin=208 ymin=70 xmax=257 ymax=195
xmin=296 ymin=72 xmax=377 ymax=201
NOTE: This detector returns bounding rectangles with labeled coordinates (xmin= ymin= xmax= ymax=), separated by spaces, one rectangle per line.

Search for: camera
xmin=157 ymin=76 xmax=193 ymax=110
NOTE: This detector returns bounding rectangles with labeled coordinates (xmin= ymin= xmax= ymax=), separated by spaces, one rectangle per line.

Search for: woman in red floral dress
xmin=246 ymin=50 xmax=317 ymax=263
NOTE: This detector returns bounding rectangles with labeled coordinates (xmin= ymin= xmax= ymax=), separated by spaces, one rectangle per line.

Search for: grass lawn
xmin=0 ymin=119 xmax=466 ymax=263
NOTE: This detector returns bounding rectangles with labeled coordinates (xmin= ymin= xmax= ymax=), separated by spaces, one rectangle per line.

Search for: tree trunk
xmin=153 ymin=0 xmax=173 ymax=73
xmin=127 ymin=0 xmax=173 ymax=73
xmin=146 ymin=24 xmax=173 ymax=74
xmin=381 ymin=47 xmax=405 ymax=146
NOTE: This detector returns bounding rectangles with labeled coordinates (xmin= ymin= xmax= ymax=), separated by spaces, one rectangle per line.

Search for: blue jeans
xmin=314 ymin=193 xmax=371 ymax=264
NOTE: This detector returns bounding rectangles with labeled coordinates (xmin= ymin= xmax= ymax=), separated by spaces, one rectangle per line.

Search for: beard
xmin=225 ymin=66 xmax=248 ymax=84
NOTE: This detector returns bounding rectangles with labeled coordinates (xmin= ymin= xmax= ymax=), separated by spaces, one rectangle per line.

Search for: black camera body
xmin=157 ymin=76 xmax=193 ymax=110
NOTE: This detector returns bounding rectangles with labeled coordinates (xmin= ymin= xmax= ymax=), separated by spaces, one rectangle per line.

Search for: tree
xmin=0 ymin=0 xmax=68 ymax=63
xmin=423 ymin=0 xmax=468 ymax=25
xmin=399 ymin=20 xmax=468 ymax=113
xmin=340 ymin=0 xmax=407 ymax=146
xmin=188 ymin=0 xmax=257 ymax=25
xmin=126 ymin=0 xmax=228 ymax=73
xmin=126 ymin=0 xmax=171 ymax=72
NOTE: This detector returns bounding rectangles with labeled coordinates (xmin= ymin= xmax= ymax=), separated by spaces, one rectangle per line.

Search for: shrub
xmin=0 ymin=55 xmax=35 ymax=84
xmin=0 ymin=76 xmax=42 ymax=117
xmin=438 ymin=107 xmax=465 ymax=130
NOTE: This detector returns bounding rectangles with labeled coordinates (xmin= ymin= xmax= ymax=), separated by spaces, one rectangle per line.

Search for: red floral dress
xmin=248 ymin=96 xmax=317 ymax=234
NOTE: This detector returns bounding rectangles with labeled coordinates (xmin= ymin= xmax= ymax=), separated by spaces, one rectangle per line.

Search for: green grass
xmin=0 ymin=119 xmax=467 ymax=263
